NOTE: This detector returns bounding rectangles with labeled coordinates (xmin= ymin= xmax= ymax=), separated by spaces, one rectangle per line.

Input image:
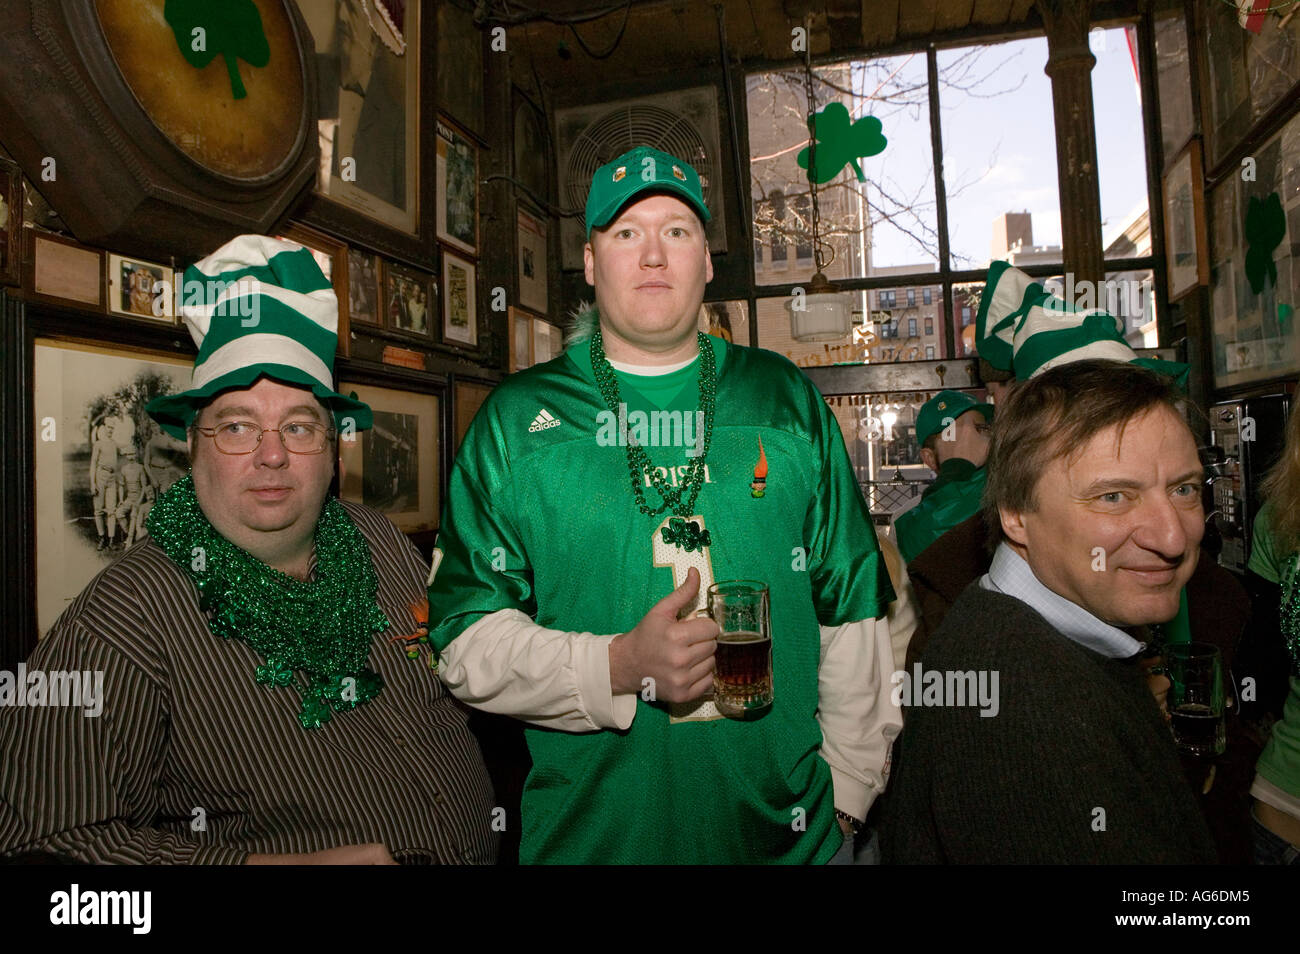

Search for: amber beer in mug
xmin=700 ymin=580 xmax=772 ymax=719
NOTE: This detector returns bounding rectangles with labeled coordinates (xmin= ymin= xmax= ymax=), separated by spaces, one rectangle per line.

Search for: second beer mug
xmin=698 ymin=580 xmax=772 ymax=719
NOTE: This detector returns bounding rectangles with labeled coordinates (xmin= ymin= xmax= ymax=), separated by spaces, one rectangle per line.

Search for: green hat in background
xmin=915 ymin=390 xmax=994 ymax=447
xmin=978 ymin=259 xmax=1189 ymax=388
xmin=584 ymin=146 xmax=711 ymax=239
xmin=146 ymin=234 xmax=372 ymax=441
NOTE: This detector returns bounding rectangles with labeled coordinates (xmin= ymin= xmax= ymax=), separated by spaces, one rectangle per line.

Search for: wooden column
xmin=1037 ymin=0 xmax=1104 ymax=287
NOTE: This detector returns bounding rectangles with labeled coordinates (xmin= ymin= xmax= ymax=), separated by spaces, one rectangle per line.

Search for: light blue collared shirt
xmin=979 ymin=542 xmax=1145 ymax=659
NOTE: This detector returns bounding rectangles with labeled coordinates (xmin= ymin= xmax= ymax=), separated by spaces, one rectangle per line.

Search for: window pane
xmin=1092 ymin=26 xmax=1151 ymax=262
xmin=747 ymin=53 xmax=938 ymax=285
xmin=939 ymin=38 xmax=1062 ymax=269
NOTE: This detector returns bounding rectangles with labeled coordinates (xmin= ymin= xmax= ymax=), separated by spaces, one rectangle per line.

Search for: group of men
xmin=0 ymin=147 xmax=1224 ymax=864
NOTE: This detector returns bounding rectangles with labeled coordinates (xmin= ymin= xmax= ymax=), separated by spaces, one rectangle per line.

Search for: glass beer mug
xmin=696 ymin=580 xmax=773 ymax=719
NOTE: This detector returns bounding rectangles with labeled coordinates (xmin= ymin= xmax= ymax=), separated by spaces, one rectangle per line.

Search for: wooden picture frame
xmin=454 ymin=379 xmax=493 ymax=452
xmin=106 ymin=253 xmax=175 ymax=323
xmin=441 ymin=250 xmax=477 ymax=347
xmin=275 ymin=222 xmax=351 ymax=356
xmin=346 ymin=247 xmax=385 ymax=327
xmin=508 ymin=306 xmax=534 ymax=372
xmin=436 ymin=1 xmax=484 ymax=138
xmin=1163 ymin=138 xmax=1210 ymax=302
xmin=436 ymin=119 xmax=479 ymax=256
xmin=337 ymin=381 xmax=439 ymax=532
xmin=0 ymin=155 xmax=23 ymax=286
xmin=25 ymin=231 xmax=105 ymax=312
xmin=512 ymin=88 xmax=548 ymax=204
xmin=517 ymin=206 xmax=548 ymax=315
xmin=296 ymin=0 xmax=432 ymax=264
xmin=33 ymin=337 xmax=194 ymax=635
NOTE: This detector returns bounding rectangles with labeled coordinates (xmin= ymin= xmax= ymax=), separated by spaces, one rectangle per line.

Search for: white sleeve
xmin=437 ymin=608 xmax=638 ymax=733
xmin=816 ymin=616 xmax=904 ymax=821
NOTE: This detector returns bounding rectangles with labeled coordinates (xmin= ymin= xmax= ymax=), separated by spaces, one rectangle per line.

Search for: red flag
xmin=1237 ymin=0 xmax=1271 ymax=34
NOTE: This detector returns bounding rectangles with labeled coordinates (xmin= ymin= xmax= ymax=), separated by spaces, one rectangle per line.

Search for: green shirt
xmin=428 ymin=334 xmax=892 ymax=863
xmin=894 ymin=458 xmax=988 ymax=564
xmin=1246 ymin=503 xmax=1300 ymax=799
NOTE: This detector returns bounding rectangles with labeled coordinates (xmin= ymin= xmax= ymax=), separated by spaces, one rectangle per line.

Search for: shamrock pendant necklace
xmin=591 ymin=329 xmax=716 ymax=550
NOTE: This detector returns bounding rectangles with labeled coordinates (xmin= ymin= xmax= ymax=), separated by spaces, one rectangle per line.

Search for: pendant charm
xmin=661 ymin=516 xmax=711 ymax=552
xmin=750 ymin=436 xmax=768 ymax=498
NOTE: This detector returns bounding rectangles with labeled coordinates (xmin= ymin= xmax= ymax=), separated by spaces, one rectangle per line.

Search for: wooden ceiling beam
xmin=860 ymin=0 xmax=901 ymax=50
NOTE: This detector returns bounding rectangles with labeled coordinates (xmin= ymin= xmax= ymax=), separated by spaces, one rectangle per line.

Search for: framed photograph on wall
xmin=347 ymin=247 xmax=385 ymax=327
xmin=276 ymin=222 xmax=352 ymax=357
xmin=513 ymin=89 xmax=548 ymax=202
xmin=295 ymin=0 xmax=430 ymax=262
xmin=517 ymin=206 xmax=548 ymax=314
xmin=33 ymin=338 xmax=194 ymax=635
xmin=436 ymin=120 xmax=478 ymax=255
xmin=532 ymin=317 xmax=555 ymax=364
xmin=1164 ymin=139 xmax=1210 ymax=302
xmin=384 ymin=261 xmax=435 ymax=341
xmin=436 ymin=1 xmax=484 ymax=137
xmin=106 ymin=254 xmax=174 ymax=322
xmin=0 ymin=155 xmax=23 ymax=286
xmin=337 ymin=382 xmax=439 ymax=532
xmin=454 ymin=379 xmax=493 ymax=452
xmin=509 ymin=306 xmax=534 ymax=372
xmin=26 ymin=231 xmax=105 ymax=311
xmin=441 ymin=250 xmax=477 ymax=347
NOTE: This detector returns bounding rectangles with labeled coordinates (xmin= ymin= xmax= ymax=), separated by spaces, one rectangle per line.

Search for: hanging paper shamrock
xmin=796 ymin=102 xmax=887 ymax=184
xmin=164 ymin=0 xmax=270 ymax=100
xmin=1244 ymin=192 xmax=1286 ymax=294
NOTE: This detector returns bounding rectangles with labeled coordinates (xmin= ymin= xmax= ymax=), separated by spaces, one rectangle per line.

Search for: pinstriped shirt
xmin=0 ymin=501 xmax=499 ymax=864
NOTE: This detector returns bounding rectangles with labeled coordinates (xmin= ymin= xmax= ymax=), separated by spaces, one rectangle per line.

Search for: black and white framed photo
xmin=337 ymin=381 xmax=439 ymax=532
xmin=517 ymin=206 xmax=548 ymax=314
xmin=33 ymin=338 xmax=193 ymax=635
xmin=441 ymin=250 xmax=477 ymax=347
xmin=384 ymin=261 xmax=435 ymax=340
xmin=347 ymin=247 xmax=384 ymax=326
xmin=436 ymin=119 xmax=478 ymax=255
xmin=106 ymin=254 xmax=174 ymax=322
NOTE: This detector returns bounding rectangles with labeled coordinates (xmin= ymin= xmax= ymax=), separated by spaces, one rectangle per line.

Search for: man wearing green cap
xmin=428 ymin=147 xmax=901 ymax=864
xmin=892 ymin=390 xmax=993 ymax=565
xmin=0 ymin=236 xmax=497 ymax=865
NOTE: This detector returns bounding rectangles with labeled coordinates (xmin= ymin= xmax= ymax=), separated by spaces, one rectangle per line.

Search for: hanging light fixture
xmin=788 ymin=15 xmax=853 ymax=343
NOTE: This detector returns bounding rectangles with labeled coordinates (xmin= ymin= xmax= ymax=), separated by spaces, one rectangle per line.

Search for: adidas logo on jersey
xmin=528 ymin=409 xmax=562 ymax=432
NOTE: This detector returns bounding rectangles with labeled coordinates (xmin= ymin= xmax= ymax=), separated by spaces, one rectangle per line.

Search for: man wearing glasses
xmin=0 ymin=236 xmax=496 ymax=865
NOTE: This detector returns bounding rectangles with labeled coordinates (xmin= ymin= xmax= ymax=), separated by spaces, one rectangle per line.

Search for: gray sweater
xmin=882 ymin=584 xmax=1218 ymax=864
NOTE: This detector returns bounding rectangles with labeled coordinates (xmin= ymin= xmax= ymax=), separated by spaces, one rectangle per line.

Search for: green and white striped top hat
xmin=146 ymin=234 xmax=372 ymax=440
xmin=977 ymin=259 xmax=1187 ymax=385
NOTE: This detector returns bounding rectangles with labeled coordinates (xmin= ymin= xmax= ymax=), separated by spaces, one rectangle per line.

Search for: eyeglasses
xmin=193 ymin=421 xmax=335 ymax=455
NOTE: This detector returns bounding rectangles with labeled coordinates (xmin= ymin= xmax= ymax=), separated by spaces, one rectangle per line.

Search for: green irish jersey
xmin=428 ymin=332 xmax=892 ymax=864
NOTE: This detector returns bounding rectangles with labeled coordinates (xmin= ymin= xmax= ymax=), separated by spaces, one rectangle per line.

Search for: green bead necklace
xmin=590 ymin=329 xmax=716 ymax=548
xmin=146 ymin=474 xmax=388 ymax=729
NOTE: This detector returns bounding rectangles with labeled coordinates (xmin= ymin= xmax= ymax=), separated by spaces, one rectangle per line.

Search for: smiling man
xmin=428 ymin=147 xmax=901 ymax=864
xmin=883 ymin=359 xmax=1217 ymax=863
xmin=0 ymin=236 xmax=496 ymax=865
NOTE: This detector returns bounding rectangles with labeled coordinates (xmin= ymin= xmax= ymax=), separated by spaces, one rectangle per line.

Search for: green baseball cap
xmin=584 ymin=146 xmax=711 ymax=239
xmin=915 ymin=390 xmax=993 ymax=447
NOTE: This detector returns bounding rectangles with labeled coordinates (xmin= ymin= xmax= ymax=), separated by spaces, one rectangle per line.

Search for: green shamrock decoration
xmin=1244 ymin=192 xmax=1286 ymax=295
xmin=660 ymin=517 xmax=711 ymax=552
xmin=164 ymin=0 xmax=270 ymax=101
xmin=796 ymin=102 xmax=887 ymax=184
